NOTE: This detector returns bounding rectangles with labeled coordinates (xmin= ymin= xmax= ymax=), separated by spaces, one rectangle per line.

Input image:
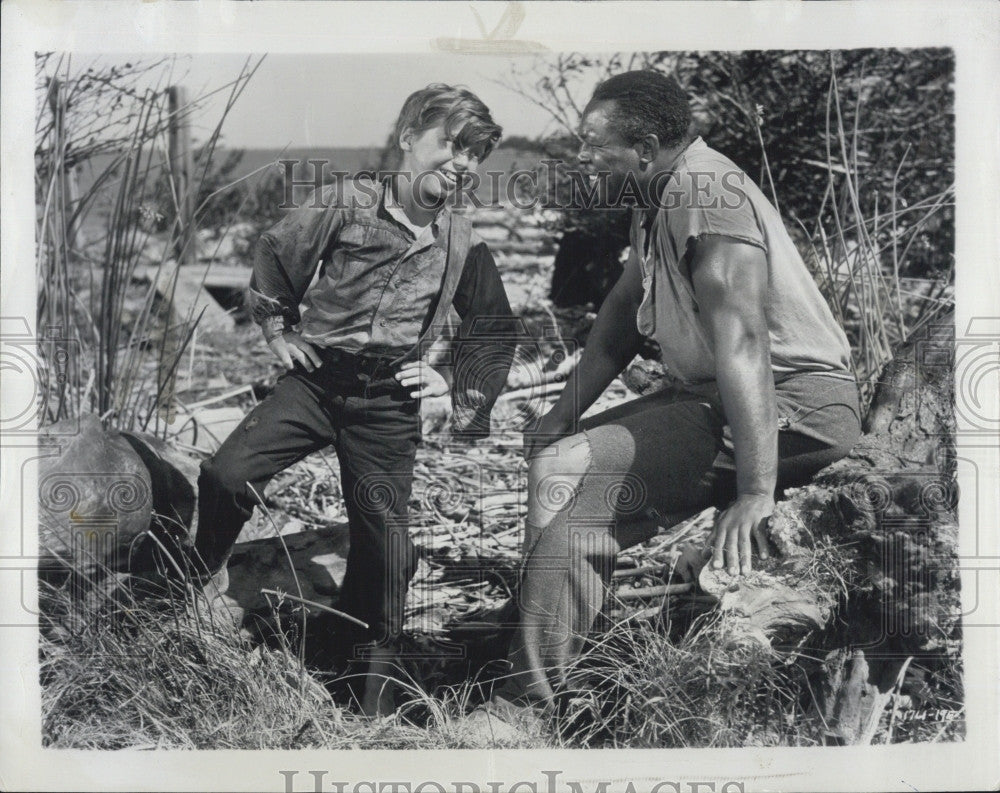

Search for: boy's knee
xmin=199 ymin=455 xmax=250 ymax=499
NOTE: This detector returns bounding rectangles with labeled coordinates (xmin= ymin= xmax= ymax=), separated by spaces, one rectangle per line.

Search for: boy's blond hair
xmin=393 ymin=83 xmax=502 ymax=162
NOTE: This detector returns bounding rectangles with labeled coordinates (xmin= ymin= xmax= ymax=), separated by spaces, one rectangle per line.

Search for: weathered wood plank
xmin=144 ymin=261 xmax=236 ymax=333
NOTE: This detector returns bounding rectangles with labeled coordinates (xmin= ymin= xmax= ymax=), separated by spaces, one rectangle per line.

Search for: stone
xmin=223 ymin=524 xmax=351 ymax=616
xmin=39 ymin=414 xmax=153 ymax=578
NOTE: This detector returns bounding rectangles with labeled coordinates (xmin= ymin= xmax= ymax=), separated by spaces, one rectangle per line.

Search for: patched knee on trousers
xmin=527 ymin=434 xmax=593 ymax=530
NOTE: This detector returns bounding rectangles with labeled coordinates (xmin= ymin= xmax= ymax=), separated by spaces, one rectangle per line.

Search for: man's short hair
xmin=393 ymin=83 xmax=503 ymax=161
xmin=589 ymin=70 xmax=692 ymax=149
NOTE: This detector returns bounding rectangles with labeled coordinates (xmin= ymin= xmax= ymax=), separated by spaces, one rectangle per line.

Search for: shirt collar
xmin=380 ymin=177 xmax=446 ymax=239
xmin=664 ymin=135 xmax=703 ymax=173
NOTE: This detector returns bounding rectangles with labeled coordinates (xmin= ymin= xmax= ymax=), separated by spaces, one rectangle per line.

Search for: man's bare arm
xmin=690 ymin=235 xmax=777 ymax=575
xmin=524 ymin=251 xmax=645 ymax=457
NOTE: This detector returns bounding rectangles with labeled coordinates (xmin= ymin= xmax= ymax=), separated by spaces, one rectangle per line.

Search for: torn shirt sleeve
xmin=247 ymin=184 xmax=346 ymax=340
xmin=449 ymin=239 xmax=518 ymax=439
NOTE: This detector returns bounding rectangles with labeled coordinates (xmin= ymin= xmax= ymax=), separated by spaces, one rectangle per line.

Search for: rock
xmin=39 ymin=414 xmax=153 ymax=578
xmin=622 ymin=357 xmax=673 ymax=396
xmin=223 ymin=524 xmax=351 ymax=615
xmin=119 ymin=430 xmax=200 ymax=545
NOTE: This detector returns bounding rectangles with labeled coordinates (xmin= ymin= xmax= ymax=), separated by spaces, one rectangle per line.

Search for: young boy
xmin=190 ymin=84 xmax=514 ymax=715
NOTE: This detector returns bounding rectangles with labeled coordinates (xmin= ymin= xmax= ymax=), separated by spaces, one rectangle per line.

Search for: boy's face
xmin=401 ymin=123 xmax=482 ymax=204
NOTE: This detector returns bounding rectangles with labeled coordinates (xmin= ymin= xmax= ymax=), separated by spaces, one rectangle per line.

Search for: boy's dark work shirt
xmin=247 ymin=177 xmax=516 ymax=437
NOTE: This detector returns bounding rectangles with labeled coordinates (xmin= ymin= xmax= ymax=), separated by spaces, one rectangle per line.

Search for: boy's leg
xmin=333 ymin=388 xmax=420 ymax=715
xmin=332 ymin=387 xmax=421 ymax=701
xmin=193 ymin=370 xmax=338 ymax=576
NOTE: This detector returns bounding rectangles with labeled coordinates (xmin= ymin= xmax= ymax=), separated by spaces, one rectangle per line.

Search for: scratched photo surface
xmin=29 ymin=46 xmax=965 ymax=753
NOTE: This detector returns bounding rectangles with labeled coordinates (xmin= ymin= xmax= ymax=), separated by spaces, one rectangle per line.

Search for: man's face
xmin=401 ymin=123 xmax=482 ymax=204
xmin=576 ymin=100 xmax=643 ymax=207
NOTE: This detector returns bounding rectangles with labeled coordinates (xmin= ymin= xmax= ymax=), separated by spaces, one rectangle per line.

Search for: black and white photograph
xmin=2 ymin=2 xmax=998 ymax=791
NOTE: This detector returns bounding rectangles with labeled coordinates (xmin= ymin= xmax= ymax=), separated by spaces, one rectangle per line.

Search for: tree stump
xmin=696 ymin=313 xmax=959 ymax=744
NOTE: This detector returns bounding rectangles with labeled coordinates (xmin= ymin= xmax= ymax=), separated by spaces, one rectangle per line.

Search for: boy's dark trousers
xmin=193 ymin=348 xmax=422 ymax=645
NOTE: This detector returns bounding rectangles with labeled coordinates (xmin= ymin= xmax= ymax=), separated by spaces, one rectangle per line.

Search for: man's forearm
xmin=548 ymin=292 xmax=642 ymax=427
xmin=248 ymin=234 xmax=305 ymax=338
xmin=715 ymin=342 xmax=778 ymax=497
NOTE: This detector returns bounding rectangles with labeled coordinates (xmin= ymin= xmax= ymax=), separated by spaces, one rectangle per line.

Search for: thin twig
xmin=259 ymin=589 xmax=369 ymax=630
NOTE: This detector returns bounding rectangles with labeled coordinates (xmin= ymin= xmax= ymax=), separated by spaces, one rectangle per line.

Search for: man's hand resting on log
xmin=709 ymin=493 xmax=774 ymax=576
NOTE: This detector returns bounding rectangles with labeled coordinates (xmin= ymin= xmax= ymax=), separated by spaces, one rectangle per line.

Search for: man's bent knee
xmin=527 ymin=433 xmax=593 ymax=530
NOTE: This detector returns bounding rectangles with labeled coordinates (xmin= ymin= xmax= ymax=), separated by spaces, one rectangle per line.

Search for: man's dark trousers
xmin=193 ymin=351 xmax=422 ymax=644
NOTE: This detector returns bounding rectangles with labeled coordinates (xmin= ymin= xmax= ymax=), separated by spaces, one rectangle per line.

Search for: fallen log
xmin=137 ymin=262 xmax=252 ymax=291
xmin=692 ymin=313 xmax=959 ymax=744
xmin=141 ymin=261 xmax=236 ymax=333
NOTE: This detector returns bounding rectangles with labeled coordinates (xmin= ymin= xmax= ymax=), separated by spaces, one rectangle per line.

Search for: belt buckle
xmin=356 ymin=355 xmax=385 ymax=384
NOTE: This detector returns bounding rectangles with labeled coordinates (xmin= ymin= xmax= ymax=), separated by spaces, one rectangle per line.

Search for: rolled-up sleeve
xmin=449 ymin=240 xmax=518 ymax=439
xmin=248 ymin=184 xmax=345 ymax=341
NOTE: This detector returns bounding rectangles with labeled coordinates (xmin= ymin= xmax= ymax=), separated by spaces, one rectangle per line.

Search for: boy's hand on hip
xmin=709 ymin=493 xmax=774 ymax=576
xmin=268 ymin=331 xmax=322 ymax=372
xmin=395 ymin=361 xmax=449 ymax=399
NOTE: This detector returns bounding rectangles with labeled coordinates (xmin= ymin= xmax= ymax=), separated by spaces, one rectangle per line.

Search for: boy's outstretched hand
xmin=268 ymin=331 xmax=323 ymax=372
xmin=395 ymin=360 xmax=449 ymax=399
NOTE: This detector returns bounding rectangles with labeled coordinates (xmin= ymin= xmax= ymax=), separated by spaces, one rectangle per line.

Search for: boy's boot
xmin=360 ymin=642 xmax=402 ymax=717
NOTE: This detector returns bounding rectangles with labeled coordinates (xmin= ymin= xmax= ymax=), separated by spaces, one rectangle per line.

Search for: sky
xmin=71 ymin=52 xmax=581 ymax=149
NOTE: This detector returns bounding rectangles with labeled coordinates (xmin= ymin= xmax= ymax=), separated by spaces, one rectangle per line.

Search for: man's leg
xmin=193 ymin=370 xmax=338 ymax=577
xmin=501 ymin=378 xmax=863 ymax=709
xmin=500 ymin=395 xmax=726 ymax=708
xmin=333 ymin=388 xmax=421 ymax=715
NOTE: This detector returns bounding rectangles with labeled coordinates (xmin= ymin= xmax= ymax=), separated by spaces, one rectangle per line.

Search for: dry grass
xmin=41 ymin=591 xmax=336 ymax=748
xmin=38 ymin=569 xmax=546 ymax=750
xmin=36 ymin=54 xmax=264 ymax=435
xmin=554 ymin=611 xmax=820 ymax=748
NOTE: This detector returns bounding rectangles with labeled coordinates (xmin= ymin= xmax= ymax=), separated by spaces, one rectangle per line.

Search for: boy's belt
xmin=320 ymin=347 xmax=401 ymax=382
